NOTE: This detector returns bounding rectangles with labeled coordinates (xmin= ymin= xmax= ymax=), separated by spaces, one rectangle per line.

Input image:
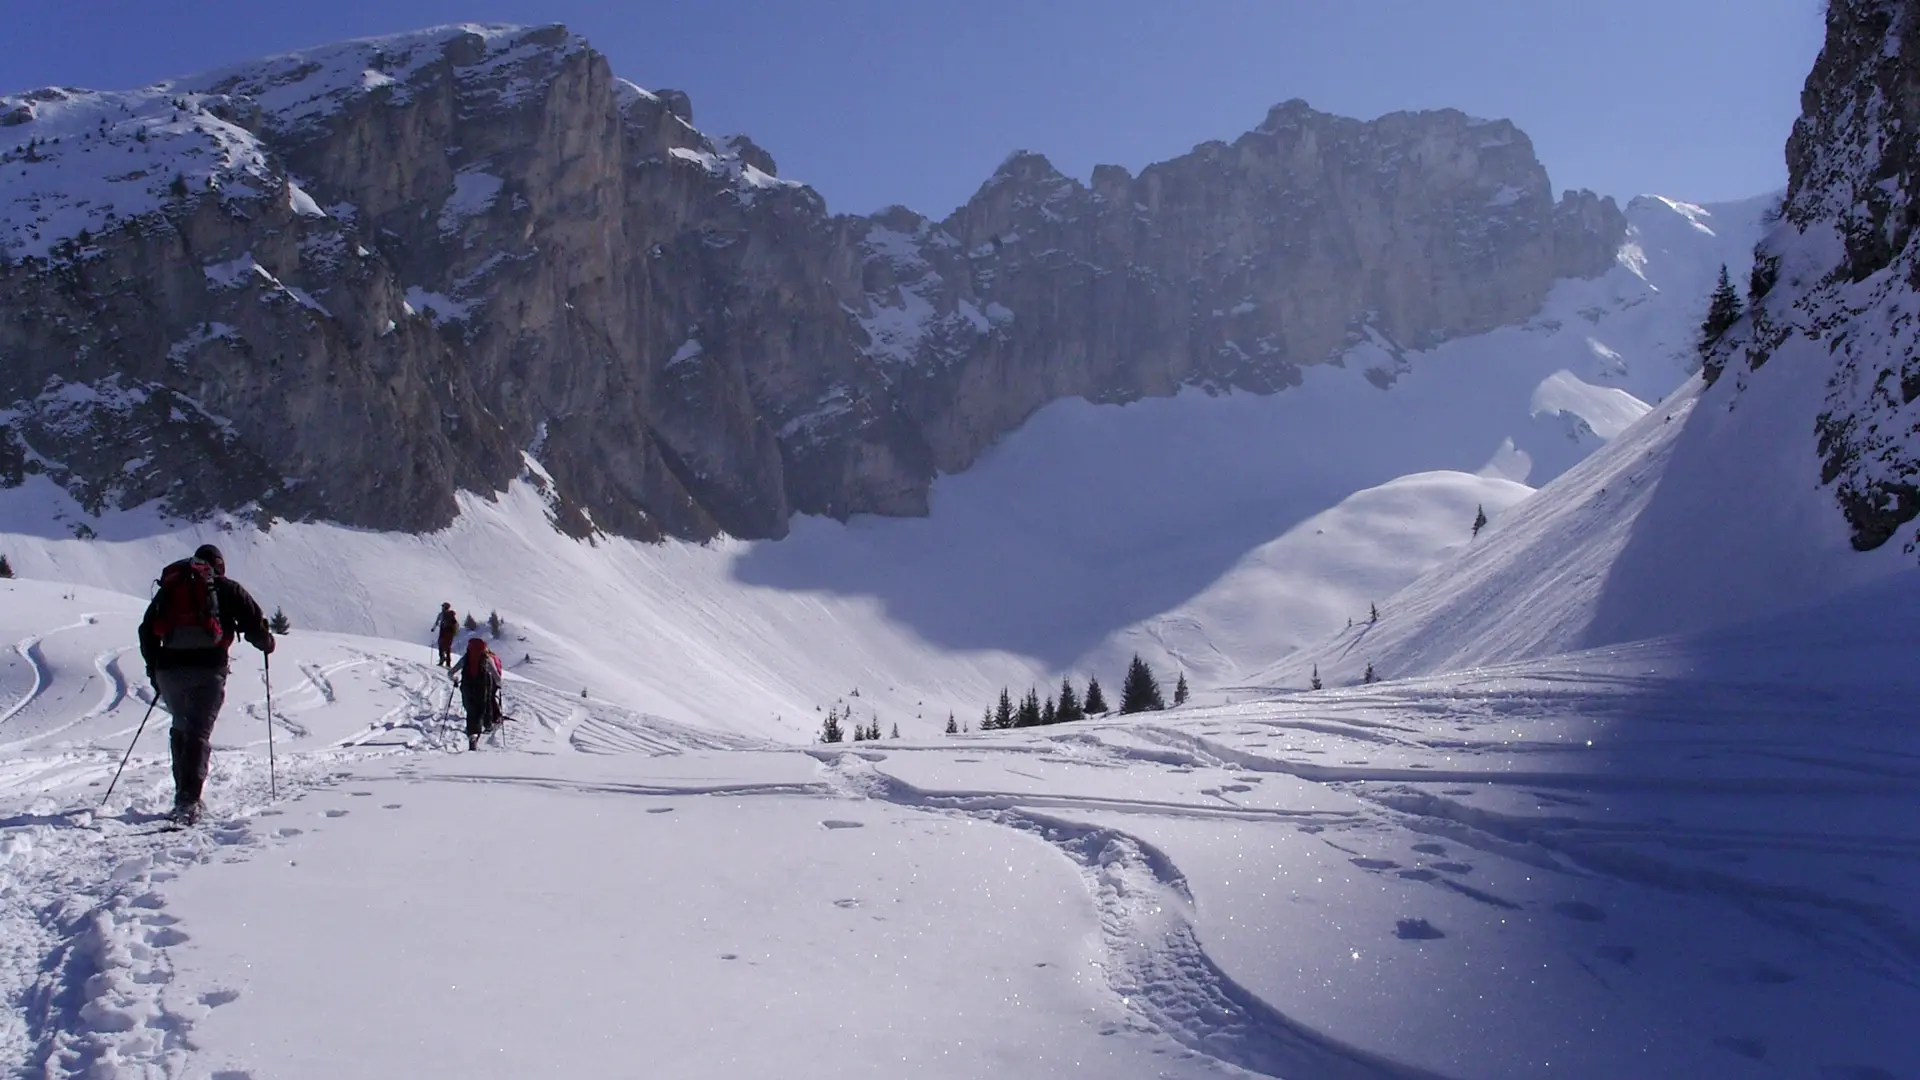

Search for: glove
xmin=250 ymin=630 xmax=276 ymax=655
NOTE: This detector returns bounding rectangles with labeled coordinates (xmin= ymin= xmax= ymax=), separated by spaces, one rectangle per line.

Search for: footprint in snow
xmin=833 ymin=898 xmax=861 ymax=909
xmin=646 ymin=807 xmax=674 ymax=815
xmin=1411 ymin=842 xmax=1446 ymax=855
xmin=1714 ymin=1035 xmax=1766 ymax=1061
xmin=383 ymin=804 xmax=402 ymax=810
xmin=1397 ymin=869 xmax=1439 ymax=882
xmin=821 ymin=820 xmax=865 ymax=830
xmin=1432 ymin=861 xmax=1473 ymax=874
xmin=349 ymin=791 xmax=373 ymax=797
xmin=1395 ymin=918 xmax=1445 ymax=940
xmin=1350 ymin=858 xmax=1399 ymax=870
xmin=274 ymin=827 xmax=304 ymax=839
xmin=1595 ymin=945 xmax=1636 ymax=966
xmin=200 ymin=989 xmax=241 ymax=1007
xmin=1552 ymin=900 xmax=1606 ymax=922
xmin=324 ymin=810 xmax=349 ymax=818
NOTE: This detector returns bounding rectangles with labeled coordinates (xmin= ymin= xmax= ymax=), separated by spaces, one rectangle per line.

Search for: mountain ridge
xmin=1 ymin=21 xmax=1624 ymax=542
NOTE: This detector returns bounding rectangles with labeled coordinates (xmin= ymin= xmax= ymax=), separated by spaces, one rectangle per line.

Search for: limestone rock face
xmin=1713 ymin=0 xmax=1920 ymax=556
xmin=0 ymin=24 xmax=1623 ymax=540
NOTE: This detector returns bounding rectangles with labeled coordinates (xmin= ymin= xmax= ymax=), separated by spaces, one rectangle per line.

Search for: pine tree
xmin=488 ymin=610 xmax=503 ymax=638
xmin=1041 ymin=697 xmax=1057 ymax=725
xmin=820 ymin=707 xmax=845 ymax=744
xmin=1699 ymin=263 xmax=1744 ymax=352
xmin=463 ymin=613 xmax=479 ymax=631
xmin=0 ymin=554 xmax=12 ymax=579
xmin=1369 ymin=603 xmax=1379 ymax=624
xmin=1016 ymin=688 xmax=1043 ymax=728
xmin=1472 ymin=504 xmax=1488 ymax=538
xmin=982 ymin=706 xmax=993 ymax=732
xmin=1084 ymin=676 xmax=1109 ymax=715
xmin=1363 ymin=662 xmax=1378 ymax=684
xmin=1056 ymin=677 xmax=1081 ymax=723
xmin=1310 ymin=664 xmax=1323 ymax=691
xmin=945 ymin=712 xmax=958 ymax=735
xmin=1119 ymin=655 xmax=1165 ymax=714
xmin=268 ymin=606 xmax=291 ymax=634
xmin=1173 ymin=672 xmax=1189 ymax=706
xmin=890 ymin=723 xmax=900 ymax=739
xmin=993 ymin=688 xmax=1015 ymax=730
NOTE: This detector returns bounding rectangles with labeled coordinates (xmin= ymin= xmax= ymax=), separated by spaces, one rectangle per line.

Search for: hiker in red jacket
xmin=452 ymin=637 xmax=503 ymax=751
xmin=433 ymin=602 xmax=459 ymax=667
xmin=136 ymin=543 xmax=274 ymax=824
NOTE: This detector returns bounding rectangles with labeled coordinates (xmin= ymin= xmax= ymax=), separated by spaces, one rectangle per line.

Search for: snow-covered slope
xmin=5 ymin=573 xmax=1914 ymax=1079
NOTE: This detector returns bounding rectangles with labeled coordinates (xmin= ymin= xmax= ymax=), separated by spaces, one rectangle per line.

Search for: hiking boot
xmin=467 ymin=734 xmax=480 ymax=751
xmin=169 ymin=801 xmax=204 ymax=826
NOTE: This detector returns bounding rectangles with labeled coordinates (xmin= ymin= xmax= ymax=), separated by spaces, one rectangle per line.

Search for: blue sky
xmin=2 ymin=1 xmax=1825 ymax=218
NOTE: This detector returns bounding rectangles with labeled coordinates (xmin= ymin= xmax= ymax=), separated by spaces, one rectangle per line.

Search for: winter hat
xmin=466 ymin=636 xmax=488 ymax=655
xmin=193 ymin=544 xmax=225 ymax=574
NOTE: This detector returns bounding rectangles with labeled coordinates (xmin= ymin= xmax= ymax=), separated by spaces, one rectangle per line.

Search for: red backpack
xmin=152 ymin=559 xmax=226 ymax=649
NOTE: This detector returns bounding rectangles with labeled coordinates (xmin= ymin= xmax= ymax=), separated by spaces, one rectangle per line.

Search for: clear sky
xmin=1 ymin=1 xmax=1826 ymax=219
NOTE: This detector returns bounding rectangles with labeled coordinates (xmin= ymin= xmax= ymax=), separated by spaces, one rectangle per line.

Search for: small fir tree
xmin=1310 ymin=664 xmax=1323 ymax=691
xmin=1363 ymin=662 xmax=1378 ymax=684
xmin=1472 ymin=504 xmax=1488 ymax=538
xmin=0 ymin=554 xmax=12 ymax=578
xmin=891 ymin=722 xmax=900 ymax=739
xmin=1119 ymin=655 xmax=1166 ymax=714
xmin=982 ymin=706 xmax=993 ymax=732
xmin=488 ymin=610 xmax=503 ymax=638
xmin=1699 ymin=263 xmax=1744 ymax=354
xmin=1173 ymin=672 xmax=1189 ymax=706
xmin=820 ymin=708 xmax=845 ymax=744
xmin=1084 ymin=676 xmax=1109 ymax=715
xmin=945 ymin=712 xmax=959 ymax=735
xmin=463 ymin=613 xmax=479 ymax=632
xmin=1056 ymin=677 xmax=1082 ymax=723
xmin=1016 ymin=688 xmax=1043 ymax=728
xmin=993 ymin=688 xmax=1015 ymax=730
xmin=268 ymin=606 xmax=291 ymax=634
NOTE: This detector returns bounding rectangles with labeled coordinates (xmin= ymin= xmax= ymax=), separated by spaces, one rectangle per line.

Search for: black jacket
xmin=138 ymin=576 xmax=271 ymax=672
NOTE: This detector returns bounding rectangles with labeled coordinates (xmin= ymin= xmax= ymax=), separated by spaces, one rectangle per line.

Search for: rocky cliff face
xmin=0 ymin=24 xmax=1624 ymax=541
xmin=1708 ymin=0 xmax=1920 ymax=558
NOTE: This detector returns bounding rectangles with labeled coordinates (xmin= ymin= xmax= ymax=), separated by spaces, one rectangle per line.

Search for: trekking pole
xmin=102 ymin=694 xmax=159 ymax=808
xmin=264 ymin=653 xmax=278 ymax=800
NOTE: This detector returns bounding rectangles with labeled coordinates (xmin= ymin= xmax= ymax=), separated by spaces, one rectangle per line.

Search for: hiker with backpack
xmin=136 ymin=544 xmax=274 ymax=825
xmin=451 ymin=636 xmax=503 ymax=751
xmin=433 ymin=602 xmax=460 ymax=667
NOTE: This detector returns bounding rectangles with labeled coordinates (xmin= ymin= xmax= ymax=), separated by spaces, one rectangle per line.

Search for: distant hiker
xmin=452 ymin=636 xmax=503 ymax=751
xmin=433 ymin=602 xmax=459 ymax=667
xmin=136 ymin=543 xmax=274 ymax=825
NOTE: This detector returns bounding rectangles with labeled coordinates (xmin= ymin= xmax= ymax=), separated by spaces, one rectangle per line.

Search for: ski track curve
xmin=812 ymin=751 xmax=1456 ymax=1080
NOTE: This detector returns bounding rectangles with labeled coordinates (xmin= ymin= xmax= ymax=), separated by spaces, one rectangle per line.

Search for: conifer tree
xmin=463 ymin=613 xmax=479 ymax=631
xmin=1363 ymin=662 xmax=1378 ymax=684
xmin=1472 ymin=504 xmax=1488 ymax=538
xmin=945 ymin=712 xmax=959 ymax=735
xmin=1056 ymin=677 xmax=1081 ymax=723
xmin=1699 ymin=263 xmax=1743 ymax=355
xmin=982 ymin=706 xmax=993 ymax=732
xmin=890 ymin=722 xmax=900 ymax=739
xmin=1016 ymin=688 xmax=1043 ymax=728
xmin=268 ymin=606 xmax=291 ymax=634
xmin=1173 ymin=672 xmax=1189 ymax=705
xmin=1084 ymin=676 xmax=1109 ymax=715
xmin=0 ymin=553 xmax=14 ymax=578
xmin=488 ymin=610 xmax=503 ymax=637
xmin=1119 ymin=655 xmax=1165 ymax=714
xmin=1042 ymin=697 xmax=1057 ymax=725
xmin=1310 ymin=664 xmax=1323 ymax=691
xmin=993 ymin=688 xmax=1015 ymax=731
xmin=820 ymin=707 xmax=845 ymax=744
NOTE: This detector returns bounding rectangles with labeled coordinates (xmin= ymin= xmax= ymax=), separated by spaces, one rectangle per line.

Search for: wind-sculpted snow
xmin=4 ymin=574 xmax=1914 ymax=1078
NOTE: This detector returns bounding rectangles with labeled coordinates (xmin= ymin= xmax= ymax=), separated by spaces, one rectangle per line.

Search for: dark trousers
xmin=155 ymin=666 xmax=227 ymax=806
xmin=437 ymin=631 xmax=456 ymax=667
